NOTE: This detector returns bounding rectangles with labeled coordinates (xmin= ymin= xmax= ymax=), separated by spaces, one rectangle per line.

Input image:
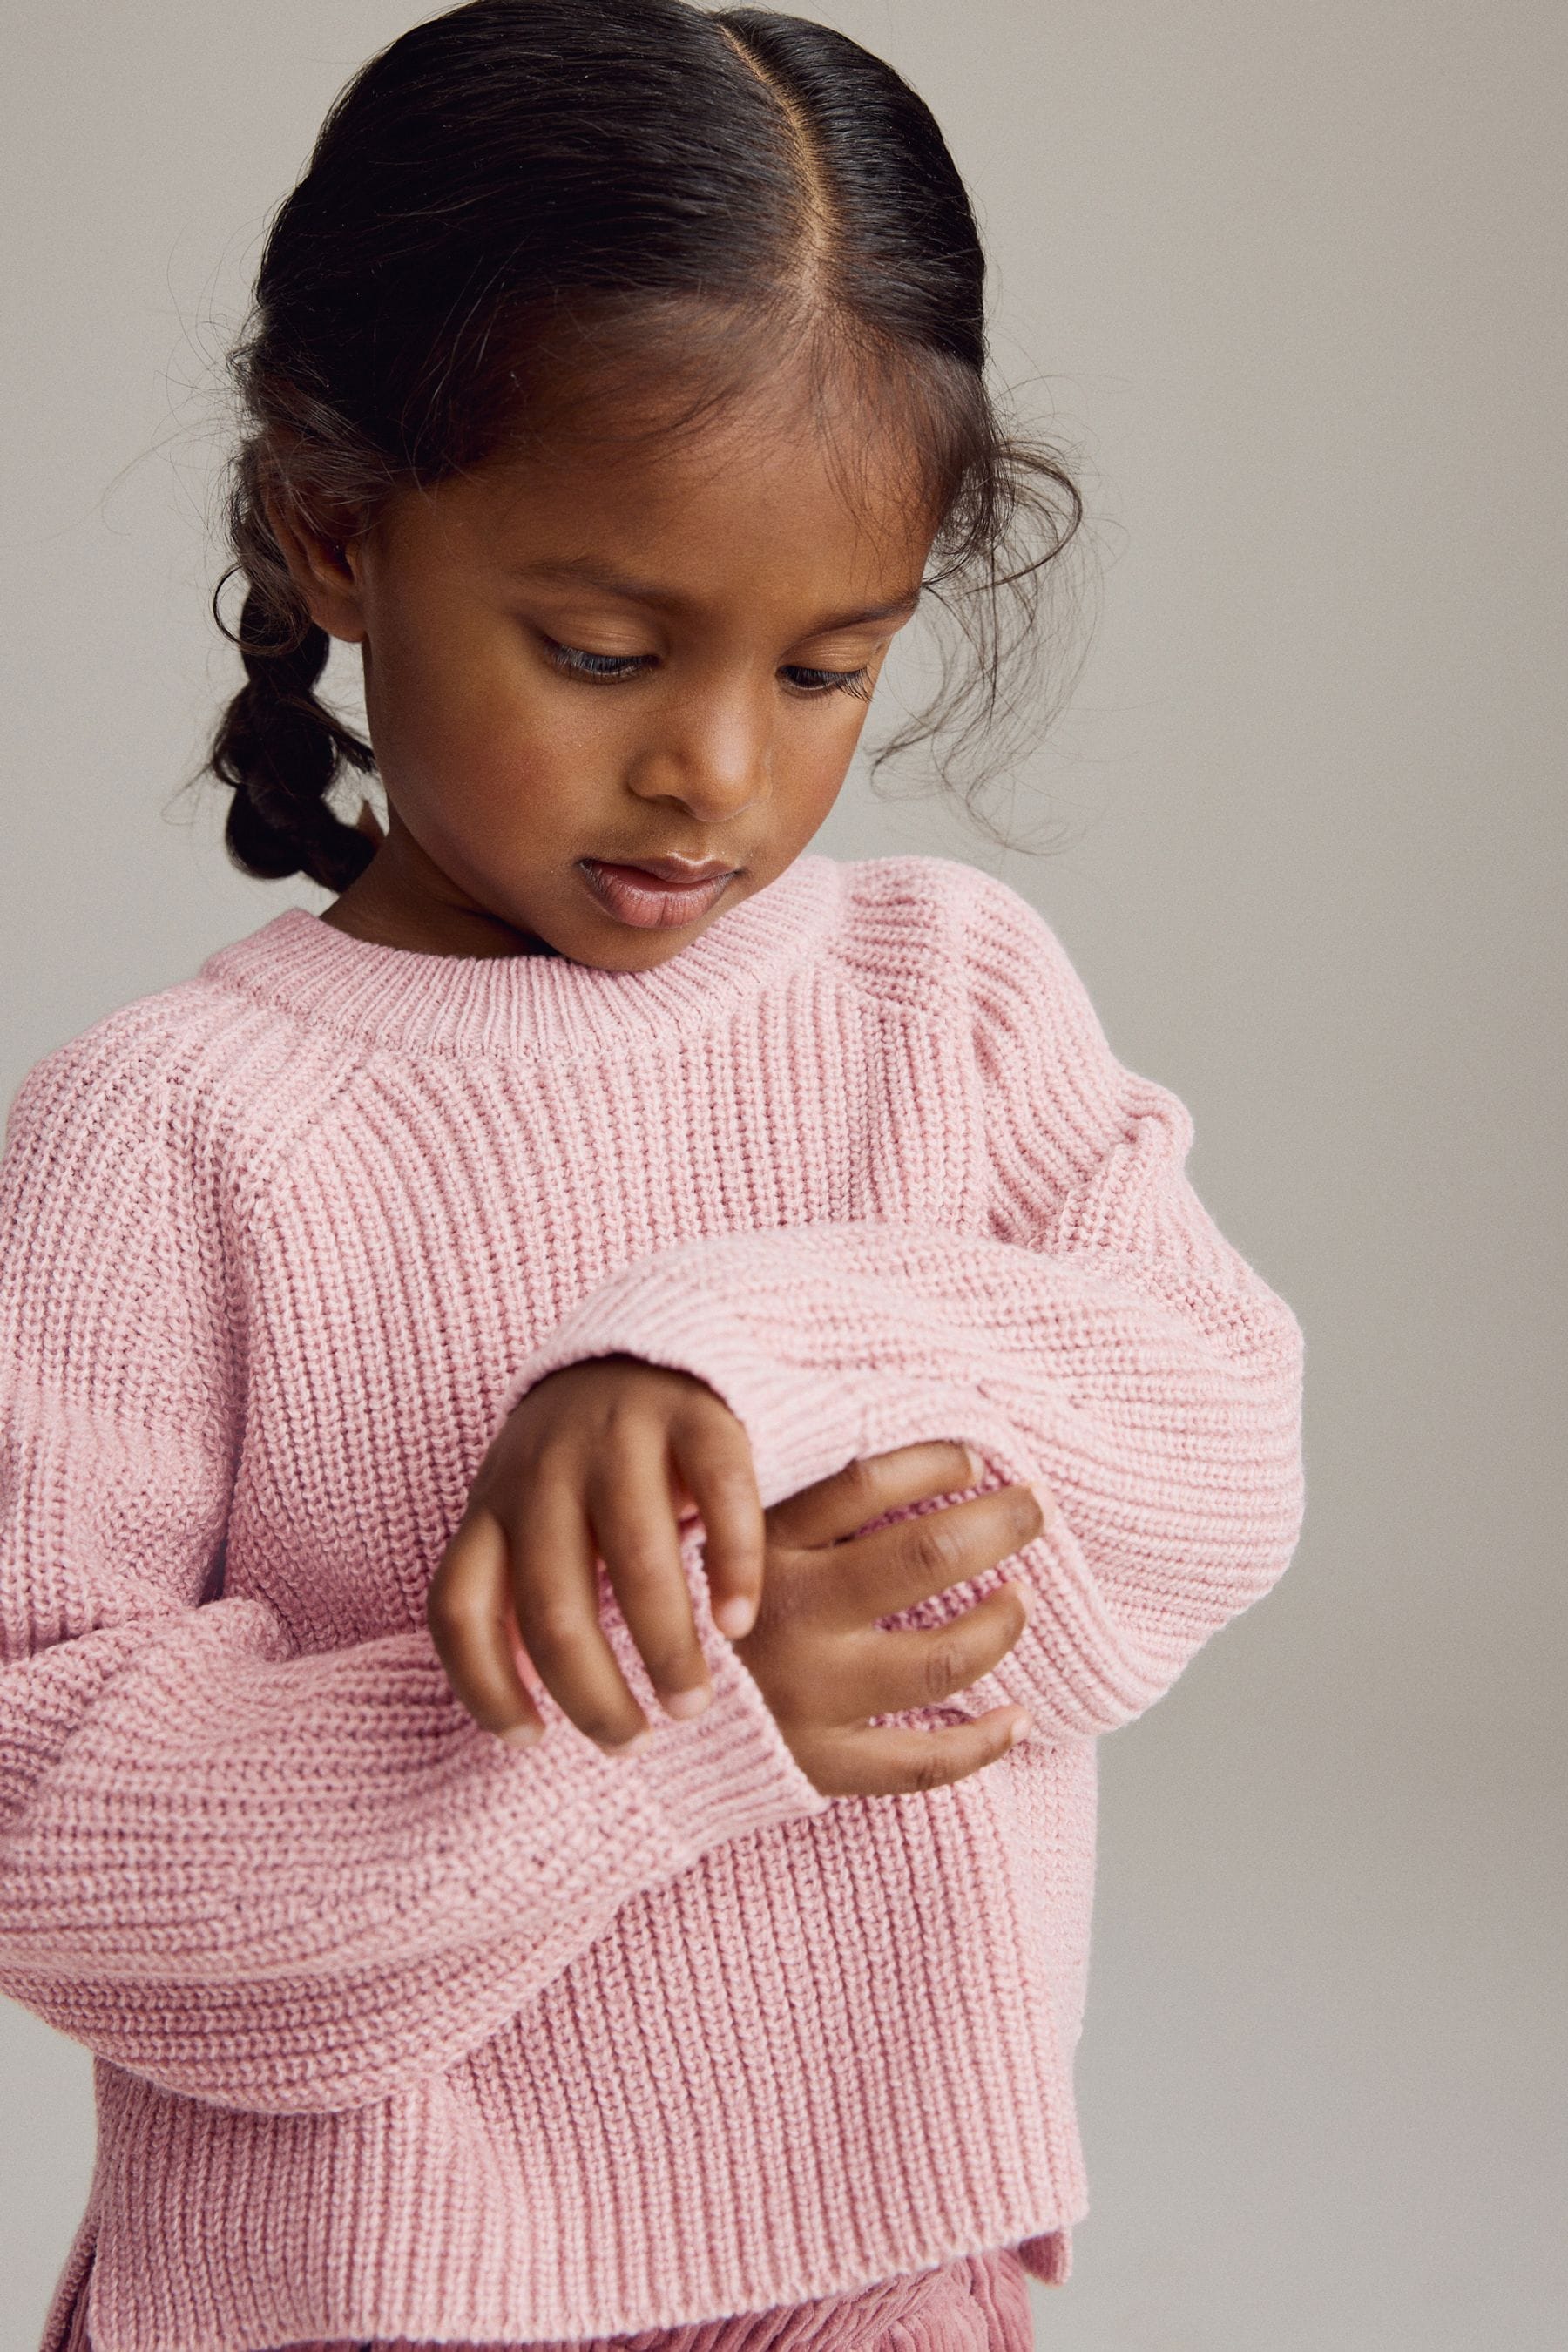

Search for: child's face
xmin=278 ymin=378 xmax=937 ymax=965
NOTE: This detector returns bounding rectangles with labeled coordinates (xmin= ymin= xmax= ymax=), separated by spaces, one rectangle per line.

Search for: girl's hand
xmin=428 ymin=1355 xmax=1048 ymax=1789
xmin=429 ymin=1354 xmax=771 ymax=1749
xmin=733 ymin=1440 xmax=1045 ymax=1797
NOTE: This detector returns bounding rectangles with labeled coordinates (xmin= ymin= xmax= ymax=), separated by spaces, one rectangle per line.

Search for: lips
xmin=578 ymin=858 xmax=738 ymax=931
xmin=611 ymin=855 xmax=736 ymax=882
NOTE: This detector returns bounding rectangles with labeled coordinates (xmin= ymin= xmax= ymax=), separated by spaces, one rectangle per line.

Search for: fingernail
xmin=1029 ymin=1480 xmax=1057 ymax=1527
xmin=963 ymin=1446 xmax=985 ymax=1484
xmin=1011 ymin=1580 xmax=1036 ymax=1623
xmin=1008 ymin=1714 xmax=1035 ymax=1748
xmin=611 ymin=1727 xmax=655 ymax=1755
xmin=715 ymin=1596 xmax=755 ymax=1638
xmin=500 ymin=1722 xmax=542 ymax=1749
xmin=664 ymin=1685 xmax=712 ymax=1720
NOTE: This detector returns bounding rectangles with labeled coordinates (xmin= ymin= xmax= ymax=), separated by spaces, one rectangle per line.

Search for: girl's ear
xmin=260 ymin=465 xmax=368 ymax=647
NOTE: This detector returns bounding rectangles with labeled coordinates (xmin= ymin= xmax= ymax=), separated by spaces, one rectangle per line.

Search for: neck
xmin=320 ymin=826 xmax=563 ymax=961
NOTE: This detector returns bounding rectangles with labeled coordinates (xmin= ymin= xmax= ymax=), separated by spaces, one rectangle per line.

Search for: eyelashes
xmin=544 ymin=641 xmax=874 ymax=702
xmin=784 ymin=663 xmax=875 ymax=703
xmin=547 ymin=645 xmax=647 ymax=683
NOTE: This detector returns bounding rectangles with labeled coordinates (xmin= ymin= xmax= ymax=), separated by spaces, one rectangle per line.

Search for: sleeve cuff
xmin=496 ymin=1260 xmax=872 ymax=1510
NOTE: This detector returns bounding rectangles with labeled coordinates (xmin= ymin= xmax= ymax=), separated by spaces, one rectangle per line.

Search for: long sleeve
xmin=0 ymin=1030 xmax=828 ymax=2116
xmin=500 ymin=874 xmax=1306 ymax=1741
xmin=0 ymin=875 xmax=1292 ymax=2350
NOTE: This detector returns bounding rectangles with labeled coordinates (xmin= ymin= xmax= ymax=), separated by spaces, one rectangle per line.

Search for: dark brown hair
xmin=211 ymin=0 xmax=1084 ymax=891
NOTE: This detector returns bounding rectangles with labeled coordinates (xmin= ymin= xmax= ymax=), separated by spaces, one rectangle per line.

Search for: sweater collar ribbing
xmin=198 ymin=855 xmax=841 ymax=1061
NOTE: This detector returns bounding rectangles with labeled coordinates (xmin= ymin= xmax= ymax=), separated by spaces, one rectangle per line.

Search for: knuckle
xmin=426 ymin=1583 xmax=483 ymax=1641
xmin=605 ymin=1538 xmax=667 ymax=1592
xmin=921 ymin=1638 xmax=965 ymax=1705
xmin=520 ymin=1601 xmax=580 ymax=1662
xmin=591 ymin=1408 xmax=635 ymax=1457
xmin=904 ymin=1741 xmax=950 ymax=1795
xmin=529 ymin=1429 xmax=575 ymax=1477
xmin=760 ymin=1557 xmax=811 ymax=1628
xmin=904 ymin=1513 xmax=964 ymax=1582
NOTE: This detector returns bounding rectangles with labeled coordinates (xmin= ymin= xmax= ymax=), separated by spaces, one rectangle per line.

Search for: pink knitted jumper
xmin=0 ymin=853 xmax=1305 ymax=2352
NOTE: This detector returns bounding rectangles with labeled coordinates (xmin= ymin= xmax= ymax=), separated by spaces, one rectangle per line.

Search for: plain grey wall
xmin=3 ymin=5 xmax=1565 ymax=2349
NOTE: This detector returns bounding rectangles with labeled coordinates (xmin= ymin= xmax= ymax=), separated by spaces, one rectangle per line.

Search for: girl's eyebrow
xmin=512 ymin=557 xmax=923 ymax=632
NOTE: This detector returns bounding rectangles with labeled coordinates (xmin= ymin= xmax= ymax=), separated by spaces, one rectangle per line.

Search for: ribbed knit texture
xmin=0 ymin=854 xmax=1305 ymax=2352
xmin=142 ymin=2245 xmax=1035 ymax=2352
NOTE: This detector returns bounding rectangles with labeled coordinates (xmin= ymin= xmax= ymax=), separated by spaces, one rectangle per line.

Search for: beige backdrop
xmin=3 ymin=5 xmax=1565 ymax=2348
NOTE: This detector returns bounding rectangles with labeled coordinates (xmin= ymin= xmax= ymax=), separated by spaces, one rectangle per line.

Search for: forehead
xmin=396 ymin=369 xmax=939 ymax=612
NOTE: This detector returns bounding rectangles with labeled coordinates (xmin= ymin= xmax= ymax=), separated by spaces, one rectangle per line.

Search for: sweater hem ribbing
xmin=56 ymin=2195 xmax=1085 ymax=2352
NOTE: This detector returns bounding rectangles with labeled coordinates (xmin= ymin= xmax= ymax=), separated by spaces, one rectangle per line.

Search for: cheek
xmin=368 ymin=612 xmax=606 ymax=831
xmin=742 ymin=692 xmax=874 ymax=827
xmin=803 ymin=689 xmax=878 ymax=787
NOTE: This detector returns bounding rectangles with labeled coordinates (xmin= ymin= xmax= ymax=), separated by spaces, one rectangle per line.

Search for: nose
xmin=624 ymin=680 xmax=770 ymax=821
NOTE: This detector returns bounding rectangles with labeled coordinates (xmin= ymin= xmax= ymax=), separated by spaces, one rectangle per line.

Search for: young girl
xmin=0 ymin=5 xmax=1305 ymax=2349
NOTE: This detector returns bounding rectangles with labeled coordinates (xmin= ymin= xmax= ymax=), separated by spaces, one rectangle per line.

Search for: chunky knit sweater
xmin=0 ymin=853 xmax=1305 ymax=2352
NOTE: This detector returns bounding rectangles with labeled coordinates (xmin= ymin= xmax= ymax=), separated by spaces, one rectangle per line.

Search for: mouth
xmin=578 ymin=858 xmax=740 ymax=930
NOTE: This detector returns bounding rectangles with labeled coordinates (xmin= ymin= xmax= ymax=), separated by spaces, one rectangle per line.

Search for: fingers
xmin=828 ymin=1482 xmax=1049 ymax=1628
xmin=805 ymin=1703 xmax=1034 ymax=1801
xmin=673 ymin=1414 xmax=765 ymax=1640
xmin=767 ymin=1440 xmax=983 ymax=1551
xmin=590 ymin=1431 xmax=712 ymax=1720
xmin=427 ymin=1506 xmax=545 ymax=1747
xmin=433 ymin=1496 xmax=654 ymax=1752
xmin=502 ymin=1467 xmax=659 ymax=1749
xmin=848 ymin=1579 xmax=1034 ymax=1720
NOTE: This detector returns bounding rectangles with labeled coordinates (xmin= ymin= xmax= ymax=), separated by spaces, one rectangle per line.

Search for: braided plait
xmin=210 ymin=443 xmax=377 ymax=893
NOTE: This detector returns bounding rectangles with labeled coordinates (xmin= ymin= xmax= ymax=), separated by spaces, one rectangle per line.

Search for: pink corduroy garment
xmin=0 ymin=854 xmax=1305 ymax=2352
